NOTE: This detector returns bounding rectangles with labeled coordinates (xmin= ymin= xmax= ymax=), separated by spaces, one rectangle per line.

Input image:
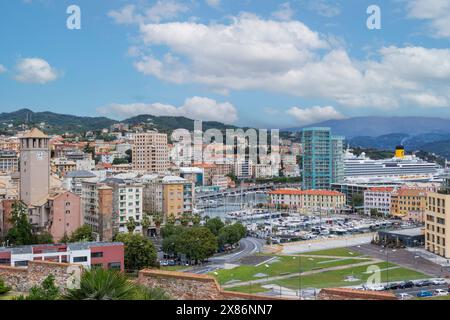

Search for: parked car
xmin=434 ymin=289 xmax=448 ymax=296
xmin=398 ymin=293 xmax=413 ymax=300
xmin=399 ymin=281 xmax=415 ymax=289
xmin=384 ymin=283 xmax=401 ymax=290
xmin=417 ymin=290 xmax=433 ymax=298
xmin=432 ymin=279 xmax=447 ymax=285
xmin=366 ymin=285 xmax=385 ymax=291
xmin=415 ymin=280 xmax=432 ymax=287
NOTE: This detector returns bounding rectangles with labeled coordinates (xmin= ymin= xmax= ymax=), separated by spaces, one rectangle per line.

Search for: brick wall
xmin=0 ymin=260 xmax=83 ymax=292
xmin=138 ymin=269 xmax=286 ymax=300
xmin=318 ymin=288 xmax=397 ymax=300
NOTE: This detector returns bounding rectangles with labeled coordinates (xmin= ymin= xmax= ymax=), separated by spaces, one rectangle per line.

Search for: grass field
xmin=211 ymin=255 xmax=368 ymax=285
xmin=227 ymin=262 xmax=429 ymax=294
xmin=302 ymin=248 xmax=363 ymax=257
xmin=272 ymin=262 xmax=428 ymax=290
xmin=160 ymin=265 xmax=190 ymax=272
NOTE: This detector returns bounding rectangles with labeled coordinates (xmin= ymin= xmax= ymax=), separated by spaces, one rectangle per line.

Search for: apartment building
xmin=364 ymin=187 xmax=395 ymax=216
xmin=0 ymin=150 xmax=19 ymax=173
xmin=162 ymin=176 xmax=194 ymax=218
xmin=81 ymin=179 xmax=114 ymax=241
xmin=425 ymin=192 xmax=449 ymax=258
xmin=142 ymin=174 xmax=164 ymax=214
xmin=103 ymin=178 xmax=143 ymax=234
xmin=132 ymin=131 xmax=168 ymax=173
xmin=268 ymin=189 xmax=346 ymax=211
xmin=391 ymin=188 xmax=427 ymax=222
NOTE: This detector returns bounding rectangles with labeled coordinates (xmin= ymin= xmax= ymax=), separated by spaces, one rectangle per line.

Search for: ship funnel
xmin=395 ymin=145 xmax=405 ymax=159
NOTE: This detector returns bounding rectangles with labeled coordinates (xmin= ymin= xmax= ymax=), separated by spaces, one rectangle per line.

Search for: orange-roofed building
xmin=268 ymin=189 xmax=345 ymax=212
xmin=364 ymin=187 xmax=395 ymax=217
xmin=391 ymin=188 xmax=427 ymax=222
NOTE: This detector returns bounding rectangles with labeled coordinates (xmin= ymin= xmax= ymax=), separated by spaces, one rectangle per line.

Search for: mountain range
xmin=3 ymin=109 xmax=450 ymax=159
xmin=0 ymin=109 xmax=239 ymax=135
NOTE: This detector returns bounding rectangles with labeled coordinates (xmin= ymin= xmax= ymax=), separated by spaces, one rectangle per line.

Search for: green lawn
xmin=160 ymin=265 xmax=190 ymax=272
xmin=302 ymin=248 xmax=363 ymax=258
xmin=225 ymin=284 xmax=269 ymax=294
xmin=211 ymin=255 xmax=368 ymax=285
xmin=272 ymin=262 xmax=429 ymax=290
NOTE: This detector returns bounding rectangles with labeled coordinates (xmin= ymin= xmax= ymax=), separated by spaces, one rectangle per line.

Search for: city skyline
xmin=1 ymin=0 xmax=450 ymax=129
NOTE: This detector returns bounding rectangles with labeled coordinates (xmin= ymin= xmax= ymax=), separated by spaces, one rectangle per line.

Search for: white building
xmin=103 ymin=178 xmax=144 ymax=234
xmin=363 ymin=187 xmax=395 ymax=216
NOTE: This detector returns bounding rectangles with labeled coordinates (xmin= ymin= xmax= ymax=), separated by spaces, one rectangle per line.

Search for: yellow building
xmin=162 ymin=176 xmax=194 ymax=219
xmin=425 ymin=192 xmax=450 ymax=258
xmin=390 ymin=188 xmax=427 ymax=222
xmin=268 ymin=189 xmax=346 ymax=212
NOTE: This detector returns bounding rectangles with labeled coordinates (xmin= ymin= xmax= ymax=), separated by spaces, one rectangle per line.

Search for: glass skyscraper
xmin=301 ymin=127 xmax=344 ymax=190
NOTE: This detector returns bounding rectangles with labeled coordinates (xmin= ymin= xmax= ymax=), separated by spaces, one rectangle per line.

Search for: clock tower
xmin=20 ymin=128 xmax=50 ymax=206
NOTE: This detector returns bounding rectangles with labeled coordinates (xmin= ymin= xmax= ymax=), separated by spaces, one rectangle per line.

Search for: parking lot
xmin=351 ymin=243 xmax=450 ymax=278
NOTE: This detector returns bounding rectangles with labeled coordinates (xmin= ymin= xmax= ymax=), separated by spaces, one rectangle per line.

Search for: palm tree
xmin=192 ymin=213 xmax=201 ymax=226
xmin=180 ymin=212 xmax=190 ymax=226
xmin=141 ymin=213 xmax=151 ymax=237
xmin=152 ymin=213 xmax=163 ymax=237
xmin=126 ymin=217 xmax=136 ymax=234
xmin=63 ymin=268 xmax=170 ymax=300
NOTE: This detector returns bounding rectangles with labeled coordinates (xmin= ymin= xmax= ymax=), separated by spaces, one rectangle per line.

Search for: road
xmin=189 ymin=237 xmax=265 ymax=274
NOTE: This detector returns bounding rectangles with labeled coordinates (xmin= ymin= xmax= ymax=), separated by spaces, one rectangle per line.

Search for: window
xmin=91 ymin=252 xmax=103 ymax=258
xmin=14 ymin=261 xmax=28 ymax=267
xmin=91 ymin=263 xmax=103 ymax=269
xmin=73 ymin=256 xmax=88 ymax=263
xmin=108 ymin=262 xmax=121 ymax=270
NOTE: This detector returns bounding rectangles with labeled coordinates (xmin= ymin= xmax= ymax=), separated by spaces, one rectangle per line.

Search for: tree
xmin=180 ymin=212 xmax=191 ymax=226
xmin=166 ymin=213 xmax=176 ymax=225
xmin=20 ymin=275 xmax=60 ymax=300
xmin=141 ymin=213 xmax=151 ymax=237
xmin=63 ymin=268 xmax=137 ymax=300
xmin=63 ymin=268 xmax=169 ymax=300
xmin=115 ymin=233 xmax=158 ymax=271
xmin=60 ymin=232 xmax=70 ymax=243
xmin=126 ymin=217 xmax=136 ymax=234
xmin=218 ymin=223 xmax=246 ymax=248
xmin=7 ymin=201 xmax=34 ymax=245
xmin=0 ymin=278 xmax=11 ymax=295
xmin=125 ymin=149 xmax=132 ymax=163
xmin=112 ymin=158 xmax=128 ymax=165
xmin=370 ymin=208 xmax=380 ymax=217
xmin=34 ymin=232 xmax=53 ymax=244
xmin=69 ymin=225 xmax=94 ymax=242
xmin=165 ymin=227 xmax=218 ymax=264
xmin=192 ymin=213 xmax=201 ymax=226
xmin=352 ymin=193 xmax=364 ymax=208
xmin=205 ymin=217 xmax=225 ymax=236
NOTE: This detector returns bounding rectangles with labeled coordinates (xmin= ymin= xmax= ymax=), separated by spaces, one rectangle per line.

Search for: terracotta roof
xmin=269 ymin=189 xmax=344 ymax=196
xmin=396 ymin=188 xmax=427 ymax=196
xmin=22 ymin=128 xmax=48 ymax=139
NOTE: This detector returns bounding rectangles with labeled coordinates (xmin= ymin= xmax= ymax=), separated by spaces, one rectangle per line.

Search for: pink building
xmin=47 ymin=190 xmax=82 ymax=242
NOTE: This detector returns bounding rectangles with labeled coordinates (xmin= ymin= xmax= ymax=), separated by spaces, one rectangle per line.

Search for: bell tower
xmin=20 ymin=128 xmax=50 ymax=206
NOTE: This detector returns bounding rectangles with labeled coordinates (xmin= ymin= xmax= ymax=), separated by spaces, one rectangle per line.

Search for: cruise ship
xmin=344 ymin=146 xmax=442 ymax=181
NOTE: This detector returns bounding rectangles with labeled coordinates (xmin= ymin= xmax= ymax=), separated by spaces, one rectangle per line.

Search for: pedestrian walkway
xmin=407 ymin=248 xmax=450 ymax=267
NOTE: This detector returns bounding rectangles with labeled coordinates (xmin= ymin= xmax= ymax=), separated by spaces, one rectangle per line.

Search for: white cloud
xmin=129 ymin=12 xmax=450 ymax=110
xmin=205 ymin=0 xmax=220 ymax=8
xmin=308 ymin=0 xmax=341 ymax=17
xmin=286 ymin=106 xmax=345 ymax=126
xmin=406 ymin=0 xmax=450 ymax=38
xmin=14 ymin=58 xmax=58 ymax=84
xmin=108 ymin=1 xmax=189 ymax=25
xmin=0 ymin=64 xmax=6 ymax=73
xmin=272 ymin=2 xmax=295 ymax=21
xmin=97 ymin=96 xmax=238 ymax=123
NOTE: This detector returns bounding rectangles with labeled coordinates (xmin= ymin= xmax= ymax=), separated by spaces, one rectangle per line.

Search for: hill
xmin=285 ymin=116 xmax=450 ymax=138
xmin=0 ymin=109 xmax=242 ymax=135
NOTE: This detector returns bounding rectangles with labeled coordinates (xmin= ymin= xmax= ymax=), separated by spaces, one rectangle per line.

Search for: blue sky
xmin=1 ymin=0 xmax=450 ymax=128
